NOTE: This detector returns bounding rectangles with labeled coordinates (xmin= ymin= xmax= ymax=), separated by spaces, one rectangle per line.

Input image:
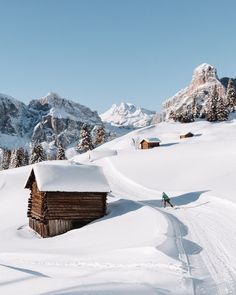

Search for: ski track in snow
xmin=103 ymin=157 xmax=236 ymax=295
xmin=176 ymin=203 xmax=236 ymax=295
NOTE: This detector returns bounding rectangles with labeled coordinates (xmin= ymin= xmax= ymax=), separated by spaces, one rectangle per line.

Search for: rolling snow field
xmin=1 ymin=120 xmax=236 ymax=295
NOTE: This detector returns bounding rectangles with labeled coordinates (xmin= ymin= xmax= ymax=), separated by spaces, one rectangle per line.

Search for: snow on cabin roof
xmin=25 ymin=163 xmax=110 ymax=193
xmin=141 ymin=137 xmax=161 ymax=143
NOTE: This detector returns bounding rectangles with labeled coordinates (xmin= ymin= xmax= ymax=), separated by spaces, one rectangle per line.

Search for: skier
xmin=162 ymin=192 xmax=174 ymax=208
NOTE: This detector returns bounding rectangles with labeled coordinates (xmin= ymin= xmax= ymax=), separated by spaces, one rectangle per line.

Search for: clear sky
xmin=0 ymin=0 xmax=236 ymax=113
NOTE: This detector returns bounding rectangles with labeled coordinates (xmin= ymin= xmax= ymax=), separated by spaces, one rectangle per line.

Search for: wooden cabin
xmin=140 ymin=138 xmax=161 ymax=149
xmin=180 ymin=132 xmax=194 ymax=139
xmin=25 ymin=163 xmax=110 ymax=238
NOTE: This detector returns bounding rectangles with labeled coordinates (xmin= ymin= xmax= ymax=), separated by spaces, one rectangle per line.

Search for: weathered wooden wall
xmin=180 ymin=133 xmax=194 ymax=139
xmin=28 ymin=181 xmax=107 ymax=238
xmin=140 ymin=141 xmax=160 ymax=149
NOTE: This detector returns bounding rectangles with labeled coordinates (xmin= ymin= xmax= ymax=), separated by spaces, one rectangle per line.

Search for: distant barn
xmin=180 ymin=132 xmax=194 ymax=139
xmin=140 ymin=138 xmax=161 ymax=149
xmin=25 ymin=163 xmax=110 ymax=238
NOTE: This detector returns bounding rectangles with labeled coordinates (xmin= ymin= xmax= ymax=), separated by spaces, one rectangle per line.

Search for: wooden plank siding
xmin=28 ymin=181 xmax=107 ymax=238
xmin=180 ymin=132 xmax=194 ymax=139
xmin=140 ymin=141 xmax=160 ymax=149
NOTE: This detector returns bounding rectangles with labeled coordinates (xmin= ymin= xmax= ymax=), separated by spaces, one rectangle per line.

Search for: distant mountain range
xmin=0 ymin=92 xmax=102 ymax=150
xmin=100 ymin=102 xmax=158 ymax=128
xmin=0 ymin=62 xmax=235 ymax=151
xmin=0 ymin=93 xmax=158 ymax=151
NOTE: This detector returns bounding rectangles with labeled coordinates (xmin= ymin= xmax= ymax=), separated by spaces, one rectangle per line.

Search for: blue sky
xmin=0 ymin=0 xmax=236 ymax=113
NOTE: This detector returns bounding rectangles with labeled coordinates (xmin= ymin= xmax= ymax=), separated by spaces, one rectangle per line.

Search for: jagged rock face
xmin=0 ymin=92 xmax=103 ymax=149
xmin=29 ymin=93 xmax=103 ymax=147
xmin=0 ymin=94 xmax=31 ymax=136
xmin=100 ymin=102 xmax=156 ymax=128
xmin=190 ymin=64 xmax=218 ymax=89
xmin=162 ymin=63 xmax=226 ymax=119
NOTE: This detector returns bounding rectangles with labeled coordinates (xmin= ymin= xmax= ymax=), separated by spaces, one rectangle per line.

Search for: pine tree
xmin=176 ymin=104 xmax=194 ymax=123
xmin=56 ymin=145 xmax=66 ymax=160
xmin=77 ymin=123 xmax=93 ymax=153
xmin=216 ymin=96 xmax=229 ymax=121
xmin=9 ymin=149 xmax=17 ymax=168
xmin=192 ymin=97 xmax=201 ymax=119
xmin=1 ymin=149 xmax=11 ymax=170
xmin=225 ymin=79 xmax=236 ymax=112
xmin=23 ymin=149 xmax=29 ymax=166
xmin=10 ymin=147 xmax=25 ymax=168
xmin=29 ymin=143 xmax=46 ymax=164
xmin=206 ymin=86 xmax=218 ymax=122
xmin=94 ymin=125 xmax=106 ymax=146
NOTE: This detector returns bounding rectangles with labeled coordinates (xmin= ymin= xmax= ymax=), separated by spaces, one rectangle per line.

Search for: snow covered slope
xmin=1 ymin=120 xmax=236 ymax=294
xmin=100 ymin=102 xmax=157 ymax=128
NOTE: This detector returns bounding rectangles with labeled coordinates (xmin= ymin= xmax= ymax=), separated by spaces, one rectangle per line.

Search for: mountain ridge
xmin=100 ymin=102 xmax=157 ymax=128
xmin=0 ymin=92 xmax=103 ymax=150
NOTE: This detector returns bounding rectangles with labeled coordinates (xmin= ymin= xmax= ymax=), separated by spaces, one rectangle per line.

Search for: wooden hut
xmin=140 ymin=138 xmax=161 ymax=149
xmin=180 ymin=132 xmax=194 ymax=139
xmin=25 ymin=163 xmax=110 ymax=238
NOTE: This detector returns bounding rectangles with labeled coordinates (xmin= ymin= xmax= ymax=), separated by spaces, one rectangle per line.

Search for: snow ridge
xmin=100 ymin=102 xmax=157 ymax=128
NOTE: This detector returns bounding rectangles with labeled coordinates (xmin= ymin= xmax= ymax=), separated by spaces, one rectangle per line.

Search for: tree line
xmin=0 ymin=124 xmax=106 ymax=170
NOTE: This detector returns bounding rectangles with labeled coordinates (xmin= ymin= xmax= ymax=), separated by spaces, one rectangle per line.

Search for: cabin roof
xmin=25 ymin=162 xmax=110 ymax=193
xmin=140 ymin=137 xmax=161 ymax=143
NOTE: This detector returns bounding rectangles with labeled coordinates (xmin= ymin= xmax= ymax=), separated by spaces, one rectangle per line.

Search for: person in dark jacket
xmin=162 ymin=192 xmax=174 ymax=208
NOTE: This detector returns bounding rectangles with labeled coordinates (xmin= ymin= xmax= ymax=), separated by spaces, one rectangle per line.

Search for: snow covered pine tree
xmin=225 ymin=79 xmax=236 ymax=112
xmin=1 ymin=149 xmax=11 ymax=170
xmin=77 ymin=123 xmax=94 ymax=153
xmin=9 ymin=147 xmax=25 ymax=168
xmin=94 ymin=125 xmax=106 ymax=146
xmin=29 ymin=143 xmax=46 ymax=164
xmin=56 ymin=145 xmax=66 ymax=160
xmin=206 ymin=86 xmax=218 ymax=122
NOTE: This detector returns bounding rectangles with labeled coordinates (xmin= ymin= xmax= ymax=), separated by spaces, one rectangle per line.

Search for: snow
xmin=88 ymin=149 xmax=118 ymax=162
xmin=141 ymin=137 xmax=161 ymax=143
xmin=1 ymin=120 xmax=236 ymax=294
xmin=100 ymin=102 xmax=156 ymax=128
xmin=26 ymin=162 xmax=110 ymax=192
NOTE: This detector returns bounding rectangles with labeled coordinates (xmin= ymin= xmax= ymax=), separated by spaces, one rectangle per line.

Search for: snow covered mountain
xmin=0 ymin=92 xmax=103 ymax=149
xmin=100 ymin=102 xmax=158 ymax=128
xmin=0 ymin=93 xmax=31 ymax=136
xmin=29 ymin=92 xmax=102 ymax=148
xmin=162 ymin=63 xmax=227 ymax=120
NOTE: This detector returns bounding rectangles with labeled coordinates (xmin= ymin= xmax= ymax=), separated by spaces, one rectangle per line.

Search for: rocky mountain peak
xmin=190 ymin=63 xmax=218 ymax=89
xmin=162 ymin=63 xmax=226 ymax=120
xmin=40 ymin=92 xmax=62 ymax=105
xmin=0 ymin=93 xmax=30 ymax=136
xmin=100 ymin=102 xmax=156 ymax=128
xmin=0 ymin=92 xmax=103 ymax=150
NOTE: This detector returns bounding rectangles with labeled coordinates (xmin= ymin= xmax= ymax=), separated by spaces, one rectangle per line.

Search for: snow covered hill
xmin=100 ymin=102 xmax=158 ymax=128
xmin=1 ymin=120 xmax=236 ymax=294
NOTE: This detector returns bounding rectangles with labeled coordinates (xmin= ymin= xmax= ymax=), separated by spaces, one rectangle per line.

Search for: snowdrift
xmin=1 ymin=120 xmax=236 ymax=294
